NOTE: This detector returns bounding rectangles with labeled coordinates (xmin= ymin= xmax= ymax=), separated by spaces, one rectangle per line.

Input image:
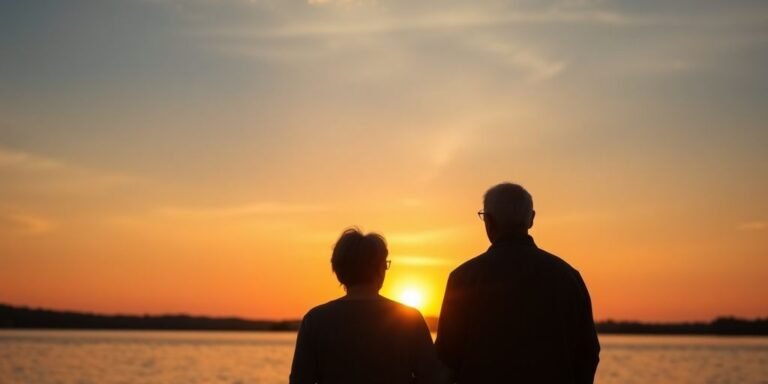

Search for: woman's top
xmin=289 ymin=296 xmax=443 ymax=384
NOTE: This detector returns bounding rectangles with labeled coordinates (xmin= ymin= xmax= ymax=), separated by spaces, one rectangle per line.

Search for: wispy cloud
xmin=249 ymin=9 xmax=631 ymax=38
xmin=158 ymin=202 xmax=330 ymax=218
xmin=188 ymin=1 xmax=630 ymax=81
xmin=0 ymin=147 xmax=141 ymax=194
xmin=417 ymin=126 xmax=476 ymax=182
xmin=307 ymin=0 xmax=369 ymax=5
xmin=429 ymin=129 xmax=468 ymax=168
xmin=386 ymin=228 xmax=464 ymax=245
xmin=0 ymin=148 xmax=63 ymax=172
xmin=467 ymin=35 xmax=566 ymax=80
xmin=390 ymin=255 xmax=453 ymax=267
xmin=738 ymin=221 xmax=766 ymax=231
xmin=0 ymin=208 xmax=56 ymax=235
xmin=182 ymin=0 xmax=768 ymax=86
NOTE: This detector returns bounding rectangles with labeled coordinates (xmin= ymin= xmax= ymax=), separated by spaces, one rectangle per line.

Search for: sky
xmin=1 ymin=0 xmax=767 ymax=322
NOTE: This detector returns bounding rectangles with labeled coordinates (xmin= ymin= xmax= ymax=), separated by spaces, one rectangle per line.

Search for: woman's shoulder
xmin=376 ymin=298 xmax=431 ymax=331
xmin=302 ymin=298 xmax=343 ymax=319
xmin=380 ymin=297 xmax=424 ymax=316
xmin=303 ymin=297 xmax=425 ymax=321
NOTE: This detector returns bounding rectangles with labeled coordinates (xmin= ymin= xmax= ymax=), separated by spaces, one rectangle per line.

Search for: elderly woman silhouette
xmin=290 ymin=228 xmax=444 ymax=384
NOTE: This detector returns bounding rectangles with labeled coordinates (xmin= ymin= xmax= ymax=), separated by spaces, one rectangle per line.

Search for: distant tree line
xmin=595 ymin=317 xmax=768 ymax=335
xmin=2 ymin=303 xmax=767 ymax=335
xmin=0 ymin=303 xmax=299 ymax=331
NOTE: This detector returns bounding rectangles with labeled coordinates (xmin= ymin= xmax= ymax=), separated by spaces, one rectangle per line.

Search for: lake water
xmin=1 ymin=331 xmax=767 ymax=383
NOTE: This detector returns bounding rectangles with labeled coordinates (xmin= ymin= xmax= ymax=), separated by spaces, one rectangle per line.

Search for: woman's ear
xmin=376 ymin=264 xmax=387 ymax=288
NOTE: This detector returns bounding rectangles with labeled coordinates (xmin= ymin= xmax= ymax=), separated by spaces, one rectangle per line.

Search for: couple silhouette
xmin=289 ymin=183 xmax=600 ymax=384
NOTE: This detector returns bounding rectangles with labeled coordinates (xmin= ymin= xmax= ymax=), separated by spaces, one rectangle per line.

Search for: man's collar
xmin=488 ymin=233 xmax=536 ymax=250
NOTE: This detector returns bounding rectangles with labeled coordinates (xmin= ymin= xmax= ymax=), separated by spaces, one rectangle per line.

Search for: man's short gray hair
xmin=483 ymin=183 xmax=534 ymax=231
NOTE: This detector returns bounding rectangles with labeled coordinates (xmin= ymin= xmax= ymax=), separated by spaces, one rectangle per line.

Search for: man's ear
xmin=528 ymin=210 xmax=536 ymax=229
xmin=484 ymin=214 xmax=495 ymax=241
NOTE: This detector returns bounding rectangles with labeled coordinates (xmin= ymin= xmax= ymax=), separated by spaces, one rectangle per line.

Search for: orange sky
xmin=1 ymin=0 xmax=767 ymax=322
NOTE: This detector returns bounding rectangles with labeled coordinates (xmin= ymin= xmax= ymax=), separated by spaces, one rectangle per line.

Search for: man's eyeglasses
xmin=477 ymin=210 xmax=486 ymax=221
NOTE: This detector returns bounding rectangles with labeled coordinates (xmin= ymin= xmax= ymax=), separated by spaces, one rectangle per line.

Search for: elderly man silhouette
xmin=435 ymin=183 xmax=600 ymax=384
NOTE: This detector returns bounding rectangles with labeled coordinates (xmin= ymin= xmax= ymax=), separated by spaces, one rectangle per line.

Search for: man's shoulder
xmin=447 ymin=243 xmax=584 ymax=285
xmin=536 ymin=247 xmax=577 ymax=269
xmin=452 ymin=246 xmax=580 ymax=277
xmin=450 ymin=252 xmax=490 ymax=278
xmin=533 ymin=247 xmax=586 ymax=289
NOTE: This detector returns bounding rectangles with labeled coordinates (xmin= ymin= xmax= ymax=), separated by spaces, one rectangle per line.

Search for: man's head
xmin=482 ymin=183 xmax=535 ymax=242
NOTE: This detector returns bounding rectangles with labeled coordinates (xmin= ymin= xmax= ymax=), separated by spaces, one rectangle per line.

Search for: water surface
xmin=1 ymin=331 xmax=766 ymax=383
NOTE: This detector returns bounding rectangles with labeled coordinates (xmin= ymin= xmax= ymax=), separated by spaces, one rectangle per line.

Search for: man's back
xmin=435 ymin=234 xmax=600 ymax=384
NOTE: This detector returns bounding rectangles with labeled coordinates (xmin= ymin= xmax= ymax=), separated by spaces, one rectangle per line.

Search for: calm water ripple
xmin=1 ymin=331 xmax=767 ymax=384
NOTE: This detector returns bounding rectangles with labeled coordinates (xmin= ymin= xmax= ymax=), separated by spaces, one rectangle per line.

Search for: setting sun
xmin=382 ymin=272 xmax=445 ymax=317
xmin=398 ymin=288 xmax=426 ymax=311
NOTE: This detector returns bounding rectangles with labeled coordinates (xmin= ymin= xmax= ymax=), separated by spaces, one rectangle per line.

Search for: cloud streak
xmin=187 ymin=1 xmax=632 ymax=81
xmin=390 ymin=255 xmax=453 ymax=267
xmin=0 ymin=208 xmax=56 ymax=235
xmin=158 ymin=202 xmax=330 ymax=218
xmin=0 ymin=148 xmax=63 ymax=172
xmin=248 ymin=10 xmax=632 ymax=39
xmin=467 ymin=35 xmax=565 ymax=80
xmin=0 ymin=147 xmax=142 ymax=197
xmin=738 ymin=221 xmax=766 ymax=231
xmin=386 ymin=228 xmax=465 ymax=245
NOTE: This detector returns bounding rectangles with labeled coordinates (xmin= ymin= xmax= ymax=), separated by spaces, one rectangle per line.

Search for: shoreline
xmin=3 ymin=303 xmax=767 ymax=336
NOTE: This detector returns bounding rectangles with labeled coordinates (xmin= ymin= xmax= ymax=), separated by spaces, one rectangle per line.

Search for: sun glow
xmin=398 ymin=287 xmax=426 ymax=310
xmin=383 ymin=274 xmax=445 ymax=317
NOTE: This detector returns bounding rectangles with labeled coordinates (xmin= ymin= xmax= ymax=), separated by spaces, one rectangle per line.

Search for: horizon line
xmin=2 ymin=302 xmax=766 ymax=324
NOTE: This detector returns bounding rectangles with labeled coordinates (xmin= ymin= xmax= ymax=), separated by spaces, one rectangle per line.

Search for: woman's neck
xmin=344 ymin=284 xmax=381 ymax=299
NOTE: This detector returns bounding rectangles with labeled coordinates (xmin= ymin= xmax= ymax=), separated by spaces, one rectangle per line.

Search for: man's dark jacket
xmin=435 ymin=234 xmax=600 ymax=384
